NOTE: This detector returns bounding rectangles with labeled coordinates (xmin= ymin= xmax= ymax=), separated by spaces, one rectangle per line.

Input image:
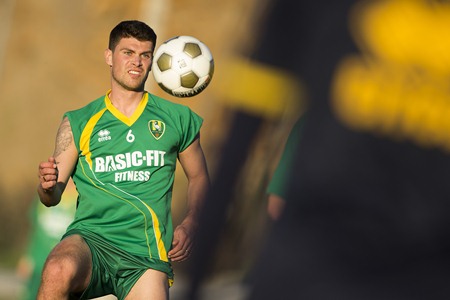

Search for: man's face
xmin=105 ymin=37 xmax=154 ymax=92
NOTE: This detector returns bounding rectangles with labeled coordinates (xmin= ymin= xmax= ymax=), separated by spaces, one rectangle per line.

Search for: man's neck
xmin=108 ymin=89 xmax=145 ymax=117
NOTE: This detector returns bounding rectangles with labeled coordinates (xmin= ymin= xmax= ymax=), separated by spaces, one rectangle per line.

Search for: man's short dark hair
xmin=108 ymin=20 xmax=157 ymax=51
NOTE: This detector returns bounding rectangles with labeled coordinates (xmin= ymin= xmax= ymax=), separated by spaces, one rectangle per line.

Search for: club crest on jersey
xmin=148 ymin=120 xmax=165 ymax=140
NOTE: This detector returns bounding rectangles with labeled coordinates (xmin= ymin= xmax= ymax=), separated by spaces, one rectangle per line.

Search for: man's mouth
xmin=129 ymin=70 xmax=141 ymax=75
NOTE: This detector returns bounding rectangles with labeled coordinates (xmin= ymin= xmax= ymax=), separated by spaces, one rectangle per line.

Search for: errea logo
xmin=98 ymin=129 xmax=111 ymax=142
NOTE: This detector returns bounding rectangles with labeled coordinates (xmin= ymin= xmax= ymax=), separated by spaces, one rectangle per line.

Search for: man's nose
xmin=132 ymin=55 xmax=142 ymax=66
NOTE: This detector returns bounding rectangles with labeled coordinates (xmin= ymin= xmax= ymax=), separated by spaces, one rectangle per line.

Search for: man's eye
xmin=142 ymin=54 xmax=151 ymax=59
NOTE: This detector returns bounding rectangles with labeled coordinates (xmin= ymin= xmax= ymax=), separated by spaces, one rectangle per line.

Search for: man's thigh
xmin=125 ymin=269 xmax=168 ymax=300
xmin=45 ymin=234 xmax=92 ymax=292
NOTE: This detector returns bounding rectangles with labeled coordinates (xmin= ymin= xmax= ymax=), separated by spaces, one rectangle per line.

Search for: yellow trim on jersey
xmin=104 ymin=91 xmax=149 ymax=126
xmin=145 ymin=203 xmax=169 ymax=262
xmin=79 ymin=108 xmax=108 ymax=168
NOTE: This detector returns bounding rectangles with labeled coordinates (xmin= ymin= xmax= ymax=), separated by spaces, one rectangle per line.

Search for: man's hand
xmin=38 ymin=157 xmax=59 ymax=192
xmin=168 ymin=224 xmax=194 ymax=262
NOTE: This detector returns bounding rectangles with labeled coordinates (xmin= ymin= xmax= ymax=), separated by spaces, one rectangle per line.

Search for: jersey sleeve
xmin=63 ymin=96 xmax=106 ymax=151
xmin=178 ymin=107 xmax=203 ymax=152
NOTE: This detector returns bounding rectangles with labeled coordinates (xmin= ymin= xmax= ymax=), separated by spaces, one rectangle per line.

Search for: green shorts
xmin=63 ymin=229 xmax=174 ymax=300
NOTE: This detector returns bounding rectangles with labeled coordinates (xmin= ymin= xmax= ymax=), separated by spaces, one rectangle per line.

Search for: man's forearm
xmin=37 ymin=183 xmax=64 ymax=207
xmin=182 ymin=176 xmax=210 ymax=231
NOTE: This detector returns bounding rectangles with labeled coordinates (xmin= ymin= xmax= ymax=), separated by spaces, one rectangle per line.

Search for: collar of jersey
xmin=104 ymin=90 xmax=148 ymax=126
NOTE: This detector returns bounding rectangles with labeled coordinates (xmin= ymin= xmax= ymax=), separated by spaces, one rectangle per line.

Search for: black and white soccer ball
xmin=152 ymin=35 xmax=214 ymax=98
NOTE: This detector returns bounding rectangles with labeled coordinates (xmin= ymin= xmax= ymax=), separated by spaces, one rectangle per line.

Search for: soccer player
xmin=36 ymin=20 xmax=210 ymax=300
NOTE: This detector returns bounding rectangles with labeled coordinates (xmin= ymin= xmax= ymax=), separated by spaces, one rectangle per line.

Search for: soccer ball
xmin=152 ymin=35 xmax=214 ymax=98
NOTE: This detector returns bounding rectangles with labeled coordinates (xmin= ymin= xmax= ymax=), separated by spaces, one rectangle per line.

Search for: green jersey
xmin=64 ymin=91 xmax=202 ymax=265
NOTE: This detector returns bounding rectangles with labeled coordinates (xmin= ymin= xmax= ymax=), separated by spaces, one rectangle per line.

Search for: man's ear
xmin=104 ymin=49 xmax=113 ymax=67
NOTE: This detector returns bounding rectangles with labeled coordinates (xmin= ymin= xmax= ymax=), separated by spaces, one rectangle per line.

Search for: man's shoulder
xmin=65 ymin=95 xmax=106 ymax=117
xmin=147 ymin=92 xmax=191 ymax=112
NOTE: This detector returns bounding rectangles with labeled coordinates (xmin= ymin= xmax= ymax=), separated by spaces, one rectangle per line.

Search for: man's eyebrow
xmin=119 ymin=47 xmax=153 ymax=55
xmin=119 ymin=47 xmax=135 ymax=52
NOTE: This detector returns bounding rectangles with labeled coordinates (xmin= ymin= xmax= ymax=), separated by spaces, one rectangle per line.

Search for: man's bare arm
xmin=168 ymin=136 xmax=210 ymax=261
xmin=37 ymin=117 xmax=78 ymax=207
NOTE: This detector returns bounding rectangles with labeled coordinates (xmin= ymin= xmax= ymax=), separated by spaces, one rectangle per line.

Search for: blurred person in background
xmin=17 ymin=181 xmax=76 ymax=300
xmin=266 ymin=117 xmax=303 ymax=221
xmin=247 ymin=0 xmax=450 ymax=299
xmin=188 ymin=0 xmax=450 ymax=299
xmin=36 ymin=20 xmax=209 ymax=300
